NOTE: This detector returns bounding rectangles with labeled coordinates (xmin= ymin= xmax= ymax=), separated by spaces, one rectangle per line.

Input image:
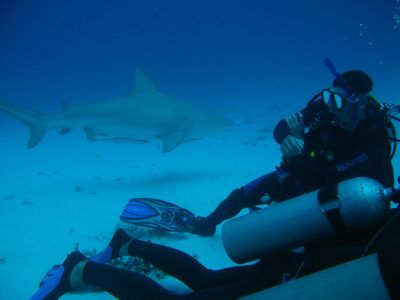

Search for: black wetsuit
xmin=198 ymin=94 xmax=394 ymax=229
xmin=81 ymin=209 xmax=400 ymax=299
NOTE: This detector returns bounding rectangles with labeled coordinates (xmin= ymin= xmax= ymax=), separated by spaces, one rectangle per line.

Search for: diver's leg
xmin=30 ymin=251 xmax=87 ymax=300
xmin=90 ymin=228 xmax=132 ymax=263
xmin=189 ymin=169 xmax=301 ymax=236
xmin=82 ymin=260 xmax=182 ymax=300
xmin=126 ymin=237 xmax=255 ymax=290
xmin=183 ymin=253 xmax=307 ymax=299
xmin=30 ymin=251 xmax=184 ymax=300
xmin=92 ymin=228 xmax=253 ymax=290
xmin=126 ymin=236 xmax=306 ymax=292
xmin=76 ymin=254 xmax=287 ymax=300
xmin=30 ymin=249 xmax=303 ymax=300
xmin=182 ymin=187 xmax=249 ymax=236
xmin=85 ymin=255 xmax=302 ymax=300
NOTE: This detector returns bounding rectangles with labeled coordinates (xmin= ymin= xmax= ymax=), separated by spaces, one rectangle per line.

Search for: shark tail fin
xmin=0 ymin=101 xmax=48 ymax=148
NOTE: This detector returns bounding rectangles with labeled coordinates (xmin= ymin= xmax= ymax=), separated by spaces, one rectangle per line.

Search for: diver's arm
xmin=274 ymin=112 xmax=306 ymax=156
xmin=273 ymin=94 xmax=327 ymax=144
xmin=301 ymin=93 xmax=330 ymax=125
xmin=274 ymin=112 xmax=305 ymax=143
xmin=273 ymin=119 xmax=292 ymax=144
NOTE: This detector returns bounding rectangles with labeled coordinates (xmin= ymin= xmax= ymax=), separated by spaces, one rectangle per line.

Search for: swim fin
xmin=120 ymin=198 xmax=195 ymax=232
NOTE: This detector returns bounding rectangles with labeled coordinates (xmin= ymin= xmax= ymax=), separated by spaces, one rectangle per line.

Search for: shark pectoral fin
xmin=159 ymin=131 xmax=185 ymax=153
xmin=28 ymin=124 xmax=47 ymax=149
xmin=83 ymin=128 xmax=102 ymax=141
xmin=58 ymin=128 xmax=73 ymax=135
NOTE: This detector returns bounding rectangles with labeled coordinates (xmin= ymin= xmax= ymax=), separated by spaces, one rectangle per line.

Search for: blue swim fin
xmin=120 ymin=198 xmax=195 ymax=232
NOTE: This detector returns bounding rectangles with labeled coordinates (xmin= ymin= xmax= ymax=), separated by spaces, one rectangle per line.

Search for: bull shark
xmin=0 ymin=69 xmax=233 ymax=153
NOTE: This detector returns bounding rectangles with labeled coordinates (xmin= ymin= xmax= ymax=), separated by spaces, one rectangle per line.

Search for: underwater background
xmin=0 ymin=0 xmax=399 ymax=298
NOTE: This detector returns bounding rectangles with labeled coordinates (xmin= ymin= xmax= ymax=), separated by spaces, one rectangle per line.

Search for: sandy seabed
xmin=0 ymin=99 xmax=296 ymax=299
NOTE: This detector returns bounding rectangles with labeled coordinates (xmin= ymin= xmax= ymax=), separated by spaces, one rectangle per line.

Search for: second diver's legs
xmin=93 ymin=228 xmax=254 ymax=290
xmin=83 ymin=260 xmax=255 ymax=300
xmin=82 ymin=250 xmax=303 ymax=300
xmin=30 ymin=233 xmax=304 ymax=299
xmin=123 ymin=231 xmax=305 ymax=293
xmin=126 ymin=237 xmax=255 ymax=290
xmin=82 ymin=261 xmax=183 ymax=300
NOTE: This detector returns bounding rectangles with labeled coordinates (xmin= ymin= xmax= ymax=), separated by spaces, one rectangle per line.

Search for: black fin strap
xmin=318 ymin=185 xmax=349 ymax=234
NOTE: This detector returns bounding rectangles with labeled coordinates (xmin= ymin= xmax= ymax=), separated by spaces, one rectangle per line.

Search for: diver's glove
xmin=285 ymin=112 xmax=304 ymax=139
xmin=281 ymin=135 xmax=304 ymax=157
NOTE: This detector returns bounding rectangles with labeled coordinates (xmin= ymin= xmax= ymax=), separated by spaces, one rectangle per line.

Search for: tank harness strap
xmin=318 ymin=184 xmax=349 ymax=234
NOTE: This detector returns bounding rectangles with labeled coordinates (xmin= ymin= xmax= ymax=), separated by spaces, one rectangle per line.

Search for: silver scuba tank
xmin=222 ymin=177 xmax=390 ymax=264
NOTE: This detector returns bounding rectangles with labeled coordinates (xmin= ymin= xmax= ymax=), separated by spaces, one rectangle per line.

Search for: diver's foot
xmin=91 ymin=228 xmax=132 ymax=263
xmin=183 ymin=216 xmax=217 ymax=237
xmin=30 ymin=251 xmax=86 ymax=300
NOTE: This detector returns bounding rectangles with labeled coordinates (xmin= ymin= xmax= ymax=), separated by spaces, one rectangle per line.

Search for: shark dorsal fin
xmin=133 ymin=69 xmax=160 ymax=95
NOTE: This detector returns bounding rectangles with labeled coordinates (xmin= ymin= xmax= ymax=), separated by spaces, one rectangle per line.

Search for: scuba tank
xmin=222 ymin=177 xmax=390 ymax=264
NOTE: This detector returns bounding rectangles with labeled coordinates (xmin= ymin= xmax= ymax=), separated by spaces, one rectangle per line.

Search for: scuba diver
xmin=182 ymin=61 xmax=396 ymax=236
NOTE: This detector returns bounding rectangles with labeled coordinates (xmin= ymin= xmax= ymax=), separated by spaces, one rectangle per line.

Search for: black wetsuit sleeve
xmin=273 ymin=120 xmax=291 ymax=144
xmin=273 ymin=94 xmax=328 ymax=144
xmin=302 ymin=95 xmax=329 ymax=126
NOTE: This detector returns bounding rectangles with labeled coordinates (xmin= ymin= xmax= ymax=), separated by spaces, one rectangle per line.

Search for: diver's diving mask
xmin=322 ymin=89 xmax=347 ymax=111
xmin=322 ymin=58 xmax=369 ymax=131
xmin=321 ymin=88 xmax=363 ymax=130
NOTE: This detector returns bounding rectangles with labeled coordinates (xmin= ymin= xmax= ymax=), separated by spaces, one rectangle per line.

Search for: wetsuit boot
xmin=185 ymin=188 xmax=245 ymax=236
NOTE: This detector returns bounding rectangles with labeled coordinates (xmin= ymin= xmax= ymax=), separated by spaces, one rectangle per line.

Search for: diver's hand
xmin=285 ymin=112 xmax=304 ymax=138
xmin=281 ymin=135 xmax=304 ymax=157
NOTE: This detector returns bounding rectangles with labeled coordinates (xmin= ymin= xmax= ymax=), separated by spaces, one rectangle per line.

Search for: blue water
xmin=1 ymin=1 xmax=400 ymax=299
xmin=1 ymin=0 xmax=399 ymax=109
